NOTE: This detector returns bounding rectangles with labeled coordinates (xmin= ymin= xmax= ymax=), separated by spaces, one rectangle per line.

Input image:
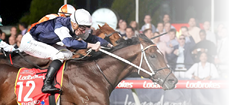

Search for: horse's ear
xmin=98 ymin=25 xmax=102 ymax=28
xmin=104 ymin=23 xmax=108 ymax=26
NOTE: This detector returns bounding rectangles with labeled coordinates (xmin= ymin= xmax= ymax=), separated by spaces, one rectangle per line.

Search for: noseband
xmin=138 ymin=44 xmax=172 ymax=87
xmin=104 ymin=31 xmax=119 ymax=37
xmin=99 ymin=43 xmax=173 ymax=88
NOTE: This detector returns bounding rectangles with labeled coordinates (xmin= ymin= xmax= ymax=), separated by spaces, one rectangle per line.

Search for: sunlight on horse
xmin=0 ymin=35 xmax=177 ymax=105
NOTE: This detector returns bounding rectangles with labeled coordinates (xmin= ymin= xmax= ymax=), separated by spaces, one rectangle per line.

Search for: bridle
xmin=104 ymin=31 xmax=119 ymax=37
xmin=138 ymin=44 xmax=172 ymax=87
xmin=98 ymin=43 xmax=173 ymax=88
xmin=103 ymin=31 xmax=120 ymax=45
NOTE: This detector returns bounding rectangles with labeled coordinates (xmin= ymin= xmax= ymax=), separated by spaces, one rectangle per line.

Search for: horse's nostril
xmin=168 ymin=79 xmax=176 ymax=83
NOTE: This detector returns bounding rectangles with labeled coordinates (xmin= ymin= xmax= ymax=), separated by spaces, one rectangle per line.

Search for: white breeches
xmin=20 ymin=33 xmax=72 ymax=61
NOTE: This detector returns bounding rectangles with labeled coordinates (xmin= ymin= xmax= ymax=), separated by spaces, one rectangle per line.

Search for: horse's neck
xmin=10 ymin=53 xmax=50 ymax=68
xmin=98 ymin=45 xmax=140 ymax=88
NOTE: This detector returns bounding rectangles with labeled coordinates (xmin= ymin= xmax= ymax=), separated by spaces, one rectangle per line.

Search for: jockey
xmin=19 ymin=9 xmax=110 ymax=93
xmin=28 ymin=4 xmax=76 ymax=32
xmin=58 ymin=4 xmax=75 ymax=17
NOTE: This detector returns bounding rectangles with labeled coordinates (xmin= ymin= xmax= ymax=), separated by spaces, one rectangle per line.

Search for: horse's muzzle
xmin=163 ymin=77 xmax=178 ymax=90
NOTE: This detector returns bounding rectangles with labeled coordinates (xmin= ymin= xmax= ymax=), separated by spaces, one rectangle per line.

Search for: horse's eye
xmin=150 ymin=55 xmax=156 ymax=58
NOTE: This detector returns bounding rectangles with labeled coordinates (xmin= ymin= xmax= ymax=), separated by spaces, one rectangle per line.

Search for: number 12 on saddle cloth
xmin=14 ymin=62 xmax=66 ymax=105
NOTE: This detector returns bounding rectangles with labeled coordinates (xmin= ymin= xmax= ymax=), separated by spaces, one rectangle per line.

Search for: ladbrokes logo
xmin=19 ymin=75 xmax=45 ymax=80
xmin=186 ymin=81 xmax=221 ymax=88
xmin=143 ymin=81 xmax=161 ymax=88
xmin=117 ymin=81 xmax=133 ymax=88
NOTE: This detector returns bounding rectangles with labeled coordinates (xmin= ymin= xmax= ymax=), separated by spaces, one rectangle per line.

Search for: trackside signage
xmin=116 ymin=80 xmax=229 ymax=89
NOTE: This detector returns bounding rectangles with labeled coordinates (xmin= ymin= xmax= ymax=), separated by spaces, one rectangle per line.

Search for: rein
xmin=104 ymin=31 xmax=119 ymax=37
xmin=71 ymin=49 xmax=92 ymax=60
xmin=17 ymin=50 xmax=44 ymax=70
xmin=1 ymin=48 xmax=12 ymax=64
xmin=94 ymin=60 xmax=114 ymax=89
xmin=1 ymin=49 xmax=44 ymax=70
xmin=150 ymin=32 xmax=167 ymax=40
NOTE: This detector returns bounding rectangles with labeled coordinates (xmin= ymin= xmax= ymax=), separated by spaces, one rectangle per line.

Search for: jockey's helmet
xmin=70 ymin=9 xmax=92 ymax=26
xmin=58 ymin=4 xmax=76 ymax=17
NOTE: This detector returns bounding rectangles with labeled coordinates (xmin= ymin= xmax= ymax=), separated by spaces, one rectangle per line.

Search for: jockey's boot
xmin=42 ymin=59 xmax=62 ymax=93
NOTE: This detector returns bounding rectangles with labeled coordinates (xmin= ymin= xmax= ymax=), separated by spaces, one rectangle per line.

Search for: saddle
xmin=14 ymin=62 xmax=66 ymax=105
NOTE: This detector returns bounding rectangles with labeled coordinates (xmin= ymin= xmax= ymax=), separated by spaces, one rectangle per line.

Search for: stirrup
xmin=42 ymin=85 xmax=61 ymax=93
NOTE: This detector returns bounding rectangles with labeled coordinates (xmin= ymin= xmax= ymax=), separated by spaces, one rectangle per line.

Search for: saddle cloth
xmin=14 ymin=62 xmax=66 ymax=105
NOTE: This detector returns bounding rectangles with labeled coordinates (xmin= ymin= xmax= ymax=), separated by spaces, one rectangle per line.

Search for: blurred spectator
xmin=180 ymin=26 xmax=195 ymax=44
xmin=0 ymin=29 xmax=16 ymax=52
xmin=185 ymin=52 xmax=219 ymax=80
xmin=163 ymin=14 xmax=176 ymax=29
xmin=117 ymin=19 xmax=123 ymax=27
xmin=156 ymin=22 xmax=164 ymax=34
xmin=10 ymin=26 xmax=17 ymax=37
xmin=129 ymin=21 xmax=139 ymax=36
xmin=15 ymin=34 xmax=23 ymax=48
xmin=8 ymin=36 xmax=16 ymax=46
xmin=18 ymin=22 xmax=28 ymax=35
xmin=143 ymin=29 xmax=153 ymax=39
xmin=125 ymin=26 xmax=135 ymax=39
xmin=215 ymin=23 xmax=225 ymax=43
xmin=167 ymin=35 xmax=195 ymax=71
xmin=160 ymin=22 xmax=171 ymax=43
xmin=203 ymin=21 xmax=216 ymax=44
xmin=215 ymin=27 xmax=229 ymax=78
xmin=188 ymin=18 xmax=201 ymax=43
xmin=5 ymin=26 xmax=18 ymax=43
xmin=116 ymin=20 xmax=127 ymax=38
xmin=192 ymin=30 xmax=216 ymax=62
xmin=0 ymin=31 xmax=6 ymax=41
xmin=166 ymin=29 xmax=178 ymax=50
xmin=140 ymin=15 xmax=156 ymax=33
xmin=164 ymin=22 xmax=172 ymax=33
xmin=153 ymin=32 xmax=171 ymax=62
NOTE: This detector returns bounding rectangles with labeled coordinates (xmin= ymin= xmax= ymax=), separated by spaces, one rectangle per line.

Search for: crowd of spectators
xmin=0 ymin=13 xmax=228 ymax=80
xmin=0 ymin=22 xmax=26 ymax=51
xmin=117 ymin=14 xmax=229 ymax=80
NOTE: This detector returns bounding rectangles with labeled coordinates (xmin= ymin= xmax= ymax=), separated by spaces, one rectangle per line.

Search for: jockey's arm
xmin=85 ymin=34 xmax=109 ymax=46
xmin=54 ymin=27 xmax=87 ymax=49
xmin=78 ymin=29 xmax=110 ymax=47
xmin=0 ymin=39 xmax=16 ymax=52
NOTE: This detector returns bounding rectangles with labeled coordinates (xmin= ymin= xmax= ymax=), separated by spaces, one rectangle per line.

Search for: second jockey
xmin=19 ymin=9 xmax=110 ymax=93
xmin=28 ymin=4 xmax=75 ymax=32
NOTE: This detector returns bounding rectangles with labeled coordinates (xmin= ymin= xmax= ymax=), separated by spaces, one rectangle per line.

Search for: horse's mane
xmin=83 ymin=34 xmax=153 ymax=60
xmin=112 ymin=34 xmax=153 ymax=51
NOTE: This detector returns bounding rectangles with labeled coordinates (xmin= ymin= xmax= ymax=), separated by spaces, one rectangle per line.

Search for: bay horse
xmin=0 ymin=35 xmax=177 ymax=105
xmin=0 ymin=23 xmax=121 ymax=68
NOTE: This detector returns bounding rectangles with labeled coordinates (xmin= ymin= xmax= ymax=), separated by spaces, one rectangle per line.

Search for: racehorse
xmin=94 ymin=23 xmax=120 ymax=46
xmin=0 ymin=35 xmax=177 ymax=105
xmin=0 ymin=23 xmax=121 ymax=68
